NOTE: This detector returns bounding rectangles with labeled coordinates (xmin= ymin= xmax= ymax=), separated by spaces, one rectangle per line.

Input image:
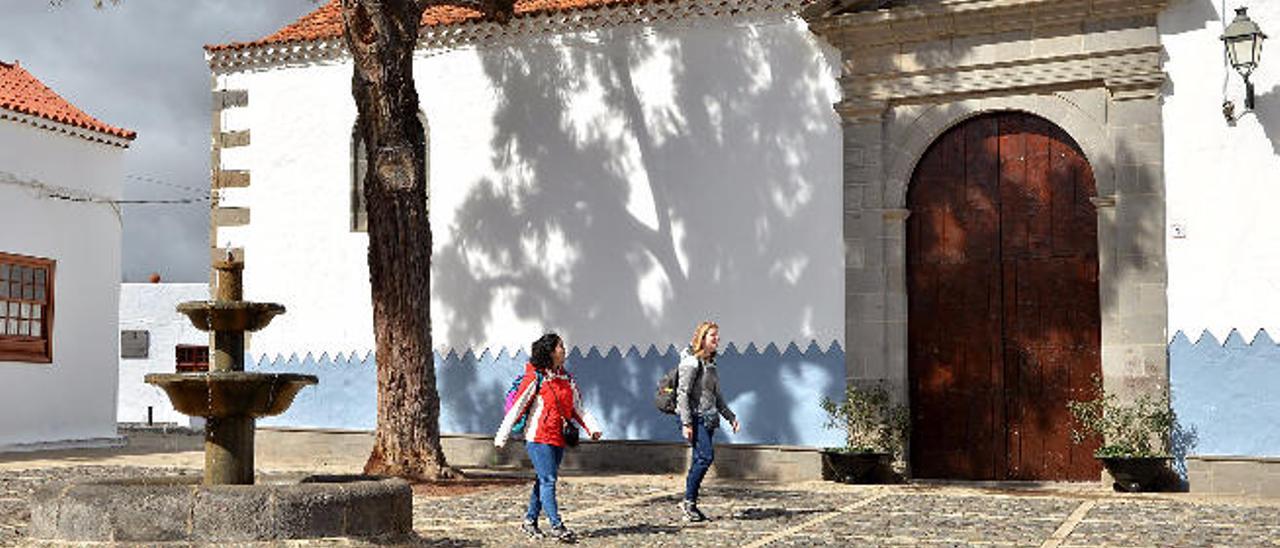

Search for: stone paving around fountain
xmin=4 ymin=432 xmax=1280 ymax=546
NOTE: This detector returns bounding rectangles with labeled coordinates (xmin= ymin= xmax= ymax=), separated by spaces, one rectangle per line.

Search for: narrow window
xmin=351 ymin=112 xmax=430 ymax=232
xmin=175 ymin=344 xmax=210 ymax=372
xmin=0 ymin=252 xmax=55 ymax=363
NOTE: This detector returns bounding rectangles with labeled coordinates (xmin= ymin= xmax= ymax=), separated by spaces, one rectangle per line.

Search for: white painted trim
xmin=0 ymin=108 xmax=133 ymax=148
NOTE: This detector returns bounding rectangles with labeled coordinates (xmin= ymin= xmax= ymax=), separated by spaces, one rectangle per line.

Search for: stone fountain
xmin=28 ymin=255 xmax=412 ymax=544
xmin=147 ymin=255 xmax=314 ymax=485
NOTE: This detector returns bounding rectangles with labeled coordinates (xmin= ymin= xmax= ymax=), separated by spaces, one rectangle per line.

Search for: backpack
xmin=655 ymin=367 xmax=680 ymax=415
xmin=655 ymin=360 xmax=702 ymax=415
xmin=504 ymin=371 xmax=543 ymax=435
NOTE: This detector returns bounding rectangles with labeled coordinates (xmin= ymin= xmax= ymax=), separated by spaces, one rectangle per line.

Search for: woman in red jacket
xmin=495 ymin=333 xmax=602 ymax=543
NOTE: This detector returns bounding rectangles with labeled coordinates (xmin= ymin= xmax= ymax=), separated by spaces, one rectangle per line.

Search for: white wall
xmin=1161 ymin=1 xmax=1280 ymax=341
xmin=217 ymin=14 xmax=843 ymax=358
xmin=118 ymin=282 xmax=209 ymax=426
xmin=0 ymin=118 xmax=124 ymax=448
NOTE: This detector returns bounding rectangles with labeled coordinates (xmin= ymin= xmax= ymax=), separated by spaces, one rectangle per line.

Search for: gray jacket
xmin=675 ymin=348 xmax=736 ymax=429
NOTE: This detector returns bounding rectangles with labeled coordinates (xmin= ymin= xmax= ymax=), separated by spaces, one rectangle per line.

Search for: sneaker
xmin=549 ymin=524 xmax=577 ymax=543
xmin=520 ymin=519 xmax=545 ymax=539
xmin=679 ymin=500 xmax=708 ymax=522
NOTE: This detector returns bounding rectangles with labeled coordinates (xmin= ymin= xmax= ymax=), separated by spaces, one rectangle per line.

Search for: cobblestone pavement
xmin=3 ymin=465 xmax=1280 ymax=546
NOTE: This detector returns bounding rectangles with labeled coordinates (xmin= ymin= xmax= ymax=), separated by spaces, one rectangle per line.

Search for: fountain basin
xmin=145 ymin=372 xmax=317 ymax=419
xmin=177 ymin=301 xmax=286 ymax=332
xmin=28 ymin=475 xmax=412 ymax=543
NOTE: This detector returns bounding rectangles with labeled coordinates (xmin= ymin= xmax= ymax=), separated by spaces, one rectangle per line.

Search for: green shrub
xmin=820 ymin=382 xmax=909 ymax=456
xmin=1067 ymin=375 xmax=1173 ymax=458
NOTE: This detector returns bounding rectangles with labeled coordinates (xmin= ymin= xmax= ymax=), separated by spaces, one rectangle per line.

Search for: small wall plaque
xmin=121 ymin=330 xmax=150 ymax=359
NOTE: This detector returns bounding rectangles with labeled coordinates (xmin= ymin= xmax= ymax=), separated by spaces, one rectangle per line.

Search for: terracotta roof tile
xmin=0 ymin=60 xmax=136 ymax=141
xmin=207 ymin=0 xmax=657 ymax=52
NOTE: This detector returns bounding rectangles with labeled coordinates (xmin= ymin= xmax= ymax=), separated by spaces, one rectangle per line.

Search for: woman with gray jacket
xmin=676 ymin=321 xmax=740 ymax=522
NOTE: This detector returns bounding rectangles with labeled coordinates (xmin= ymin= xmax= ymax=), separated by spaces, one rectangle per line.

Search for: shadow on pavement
xmin=583 ymin=523 xmax=682 ymax=539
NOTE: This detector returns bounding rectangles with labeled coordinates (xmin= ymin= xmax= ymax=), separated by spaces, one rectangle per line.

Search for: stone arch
xmin=885 ymin=94 xmax=1114 ymax=209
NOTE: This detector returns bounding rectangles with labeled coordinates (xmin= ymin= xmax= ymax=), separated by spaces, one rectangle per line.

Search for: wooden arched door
xmin=907 ymin=112 xmax=1102 ymax=481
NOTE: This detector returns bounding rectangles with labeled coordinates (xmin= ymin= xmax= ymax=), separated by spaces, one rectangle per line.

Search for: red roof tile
xmin=0 ymin=60 xmax=136 ymax=141
xmin=207 ymin=0 xmax=658 ymax=52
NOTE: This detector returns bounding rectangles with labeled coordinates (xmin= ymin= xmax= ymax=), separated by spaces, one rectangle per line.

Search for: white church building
xmin=205 ymin=0 xmax=1280 ymax=488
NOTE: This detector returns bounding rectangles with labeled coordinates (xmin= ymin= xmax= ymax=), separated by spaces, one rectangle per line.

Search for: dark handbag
xmin=561 ymin=421 xmax=580 ymax=447
xmin=553 ymin=375 xmax=582 ymax=448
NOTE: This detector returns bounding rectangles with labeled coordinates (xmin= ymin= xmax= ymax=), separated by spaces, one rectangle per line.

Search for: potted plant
xmin=1067 ymin=375 xmax=1175 ymax=492
xmin=819 ymin=381 xmax=908 ymax=484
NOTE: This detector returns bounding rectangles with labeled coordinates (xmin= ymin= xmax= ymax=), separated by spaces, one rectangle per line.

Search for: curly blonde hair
xmin=690 ymin=321 xmax=719 ymax=360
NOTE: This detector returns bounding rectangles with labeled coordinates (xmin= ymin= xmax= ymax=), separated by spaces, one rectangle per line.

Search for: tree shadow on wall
xmin=431 ymin=20 xmax=844 ymax=445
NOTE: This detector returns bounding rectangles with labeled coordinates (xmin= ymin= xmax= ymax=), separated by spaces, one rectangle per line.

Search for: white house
xmin=0 ymin=59 xmax=135 ymax=450
xmin=118 ymin=281 xmax=209 ymax=427
xmin=207 ymin=0 xmax=1280 ymax=485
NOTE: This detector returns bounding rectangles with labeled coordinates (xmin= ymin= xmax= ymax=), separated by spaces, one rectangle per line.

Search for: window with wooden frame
xmin=0 ymin=252 xmax=55 ymax=363
xmin=351 ymin=112 xmax=430 ymax=232
xmin=175 ymin=344 xmax=209 ymax=372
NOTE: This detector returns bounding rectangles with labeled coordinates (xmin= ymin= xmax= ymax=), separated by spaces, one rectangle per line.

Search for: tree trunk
xmin=338 ymin=0 xmax=454 ymax=481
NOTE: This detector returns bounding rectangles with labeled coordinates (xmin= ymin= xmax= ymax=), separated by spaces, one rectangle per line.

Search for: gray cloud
xmin=2 ymin=0 xmax=320 ymax=282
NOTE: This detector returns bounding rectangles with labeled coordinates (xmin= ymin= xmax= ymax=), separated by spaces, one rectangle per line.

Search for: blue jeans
xmin=684 ymin=417 xmax=715 ymax=502
xmin=526 ymin=441 xmax=565 ymax=527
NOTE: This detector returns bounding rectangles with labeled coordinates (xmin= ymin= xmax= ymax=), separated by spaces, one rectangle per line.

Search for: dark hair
xmin=530 ymin=333 xmax=562 ymax=371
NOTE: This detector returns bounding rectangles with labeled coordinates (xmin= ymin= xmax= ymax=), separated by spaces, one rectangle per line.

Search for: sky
xmin=1 ymin=0 xmax=320 ymax=282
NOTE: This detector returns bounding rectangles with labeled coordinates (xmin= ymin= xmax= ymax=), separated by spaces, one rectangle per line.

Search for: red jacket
xmin=495 ymin=363 xmax=599 ymax=448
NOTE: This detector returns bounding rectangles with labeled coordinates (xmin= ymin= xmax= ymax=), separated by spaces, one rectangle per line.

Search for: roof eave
xmin=0 ymin=107 xmax=136 ymax=148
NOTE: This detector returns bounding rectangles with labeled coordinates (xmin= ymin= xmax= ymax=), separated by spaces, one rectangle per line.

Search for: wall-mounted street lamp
xmin=1222 ymin=7 xmax=1266 ymax=120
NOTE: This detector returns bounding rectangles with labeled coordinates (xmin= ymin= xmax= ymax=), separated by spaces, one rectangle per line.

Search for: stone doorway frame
xmin=804 ymin=0 xmax=1171 ymax=476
